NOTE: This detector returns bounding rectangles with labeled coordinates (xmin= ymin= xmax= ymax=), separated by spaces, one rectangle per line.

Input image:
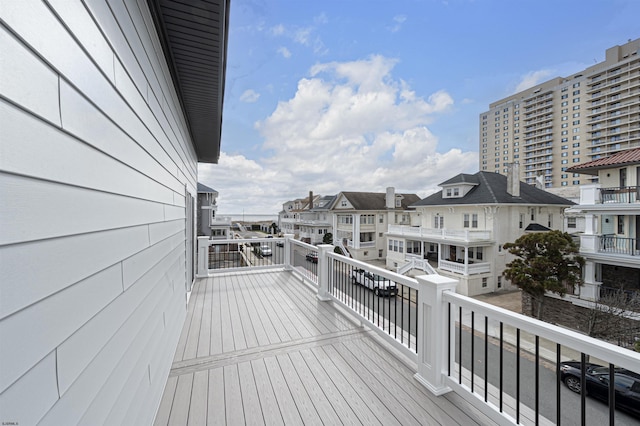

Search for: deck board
xmin=155 ymin=270 xmax=490 ymax=426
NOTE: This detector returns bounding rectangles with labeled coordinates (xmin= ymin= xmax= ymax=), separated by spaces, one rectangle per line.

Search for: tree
xmin=323 ymin=232 xmax=333 ymax=245
xmin=579 ymin=288 xmax=640 ymax=349
xmin=503 ymin=230 xmax=584 ymax=319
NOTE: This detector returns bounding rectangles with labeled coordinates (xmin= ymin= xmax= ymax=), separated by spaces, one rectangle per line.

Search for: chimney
xmin=385 ymin=187 xmax=395 ymax=208
xmin=308 ymin=191 xmax=313 ymax=210
xmin=506 ymin=162 xmax=520 ymax=197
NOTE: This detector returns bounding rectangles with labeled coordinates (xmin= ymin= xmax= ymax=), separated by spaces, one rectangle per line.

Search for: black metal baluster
xmin=581 ymin=353 xmax=586 ymax=426
xmin=608 ymin=363 xmax=615 ymax=426
xmin=458 ymin=306 xmax=463 ymax=384
xmin=557 ymin=343 xmax=561 ymax=426
xmin=516 ymin=328 xmax=520 ymax=424
xmin=500 ymin=322 xmax=503 ymax=412
xmin=448 ymin=303 xmax=451 ymax=377
xmin=471 ymin=311 xmax=475 ymax=392
xmin=535 ymin=335 xmax=539 ymax=426
xmin=400 ymin=285 xmax=404 ymax=344
xmin=484 ymin=316 xmax=488 ymax=402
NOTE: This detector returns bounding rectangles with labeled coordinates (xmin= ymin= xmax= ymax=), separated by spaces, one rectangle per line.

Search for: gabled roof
xmin=412 ymin=172 xmax=574 ymax=207
xmin=338 ymin=192 xmax=421 ymax=210
xmin=310 ymin=195 xmax=337 ymax=211
xmin=566 ymin=148 xmax=640 ymax=176
xmin=197 ymin=183 xmax=218 ymax=194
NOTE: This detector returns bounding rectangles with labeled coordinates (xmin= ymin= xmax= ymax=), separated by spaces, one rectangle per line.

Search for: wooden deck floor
xmin=154 ymin=270 xmax=492 ymax=425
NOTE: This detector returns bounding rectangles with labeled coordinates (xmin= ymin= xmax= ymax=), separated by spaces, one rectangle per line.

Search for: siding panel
xmin=0 ymin=25 xmax=60 ymax=125
xmin=0 ymin=264 xmax=122 ymax=393
xmin=0 ymin=174 xmax=165 ymax=246
xmin=56 ymin=243 xmax=184 ymax=395
xmin=0 ymin=225 xmax=149 ymax=320
xmin=0 ymin=101 xmax=175 ymax=205
xmin=0 ymin=351 xmax=58 ymax=426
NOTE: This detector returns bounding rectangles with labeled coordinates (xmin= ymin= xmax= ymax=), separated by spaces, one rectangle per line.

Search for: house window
xmin=472 ymin=214 xmax=478 ymax=228
xmin=396 ymin=198 xmax=401 ymax=207
xmin=379 ymin=215 xmax=384 ymax=223
xmin=399 ymin=241 xmax=404 ymax=253
xmin=379 ymin=249 xmax=383 ymax=258
xmin=620 ymin=168 xmax=627 ymax=187
xmin=453 ymin=188 xmax=459 ymax=196
xmin=567 ymin=217 xmax=577 ymax=228
xmin=519 ymin=213 xmax=524 ymax=229
xmin=476 ymin=247 xmax=483 ymax=260
xmin=548 ymin=214 xmax=553 ymax=228
xmin=482 ymin=278 xmax=488 ymax=288
xmin=434 ymin=215 xmax=444 ymax=228
xmin=463 ymin=214 xmax=470 ymax=228
xmin=446 ymin=189 xmax=452 ymax=197
xmin=341 ymin=201 xmax=347 ymax=207
xmin=618 ymin=216 xmax=624 ymax=234
xmin=389 ymin=240 xmax=393 ymax=251
xmin=497 ymin=276 xmax=502 ymax=288
xmin=530 ymin=208 xmax=535 ymax=221
xmin=468 ymin=247 xmax=474 ymax=258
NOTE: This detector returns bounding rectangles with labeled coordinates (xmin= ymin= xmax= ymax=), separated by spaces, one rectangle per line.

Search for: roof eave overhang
xmin=147 ymin=0 xmax=230 ymax=164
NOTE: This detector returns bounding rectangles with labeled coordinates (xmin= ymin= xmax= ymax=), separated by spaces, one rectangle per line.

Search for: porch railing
xmin=197 ymin=236 xmax=640 ymax=425
xmin=600 ymin=186 xmax=640 ymax=203
xmin=388 ymin=225 xmax=492 ymax=241
xmin=598 ymin=235 xmax=640 ymax=256
xmin=440 ymin=259 xmax=492 ymax=275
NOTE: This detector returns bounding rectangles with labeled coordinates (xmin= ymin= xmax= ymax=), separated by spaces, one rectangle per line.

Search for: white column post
xmin=284 ymin=233 xmax=294 ymax=271
xmin=581 ymin=260 xmax=602 ymax=300
xmin=316 ymin=244 xmax=333 ymax=302
xmin=197 ymin=236 xmax=210 ymax=277
xmin=414 ymin=274 xmax=458 ymax=396
xmin=353 ymin=214 xmax=361 ymax=249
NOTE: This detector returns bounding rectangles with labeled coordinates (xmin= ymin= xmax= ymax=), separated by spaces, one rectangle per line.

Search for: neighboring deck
xmin=154 ymin=270 xmax=492 ymax=425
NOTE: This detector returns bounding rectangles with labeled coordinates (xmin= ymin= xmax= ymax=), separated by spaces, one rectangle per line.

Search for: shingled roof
xmin=339 ymin=192 xmax=421 ymax=210
xmin=566 ymin=148 xmax=640 ymax=175
xmin=197 ymin=183 xmax=217 ymax=194
xmin=412 ymin=172 xmax=574 ymax=207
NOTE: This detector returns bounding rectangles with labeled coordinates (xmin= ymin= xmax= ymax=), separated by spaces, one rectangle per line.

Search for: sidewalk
xmin=470 ymin=290 xmax=595 ymax=365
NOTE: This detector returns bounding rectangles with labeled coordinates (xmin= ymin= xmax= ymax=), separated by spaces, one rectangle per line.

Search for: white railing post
xmin=414 ymin=274 xmax=458 ymax=396
xmin=197 ymin=236 xmax=210 ymax=277
xmin=316 ymin=244 xmax=333 ymax=302
xmin=284 ymin=233 xmax=294 ymax=270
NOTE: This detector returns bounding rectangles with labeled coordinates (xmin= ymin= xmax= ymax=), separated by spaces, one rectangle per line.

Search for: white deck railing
xmin=197 ymin=236 xmax=640 ymax=425
xmin=388 ymin=225 xmax=493 ymax=241
xmin=440 ymin=259 xmax=492 ymax=275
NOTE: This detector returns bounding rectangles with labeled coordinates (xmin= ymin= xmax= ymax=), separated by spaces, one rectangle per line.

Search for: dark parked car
xmin=560 ymin=361 xmax=640 ymax=418
xmin=305 ymin=252 xmax=318 ymax=263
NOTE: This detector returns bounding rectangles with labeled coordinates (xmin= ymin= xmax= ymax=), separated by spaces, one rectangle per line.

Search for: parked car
xmin=560 ymin=361 xmax=640 ymax=418
xmin=254 ymin=245 xmax=272 ymax=257
xmin=305 ymin=252 xmax=318 ymax=263
xmin=276 ymin=241 xmax=284 ymax=247
xmin=350 ymin=268 xmax=398 ymax=297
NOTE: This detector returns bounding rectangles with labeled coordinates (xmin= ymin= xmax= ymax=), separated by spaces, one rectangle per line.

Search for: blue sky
xmin=199 ymin=0 xmax=640 ymax=214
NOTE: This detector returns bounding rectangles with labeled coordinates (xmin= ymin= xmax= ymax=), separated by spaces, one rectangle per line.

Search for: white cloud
xmin=201 ymin=55 xmax=476 ymax=213
xmin=277 ymin=46 xmax=291 ymax=58
xmin=240 ymin=89 xmax=260 ymax=103
xmin=514 ymin=69 xmax=553 ymax=93
xmin=389 ymin=15 xmax=407 ymax=33
xmin=270 ymin=24 xmax=285 ymax=36
xmin=268 ymin=23 xmax=327 ymax=55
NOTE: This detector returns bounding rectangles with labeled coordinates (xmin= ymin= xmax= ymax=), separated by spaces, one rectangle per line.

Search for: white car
xmin=350 ymin=268 xmax=398 ymax=296
xmin=258 ymin=245 xmax=272 ymax=256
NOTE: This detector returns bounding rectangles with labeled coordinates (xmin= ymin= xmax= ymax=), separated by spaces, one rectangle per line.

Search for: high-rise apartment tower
xmin=480 ymin=38 xmax=640 ymax=188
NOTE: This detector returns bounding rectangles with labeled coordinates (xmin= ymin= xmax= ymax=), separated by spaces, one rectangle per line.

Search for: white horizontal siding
xmin=0 ymin=0 xmax=197 ymax=424
xmin=0 ymin=352 xmax=58 ymax=426
xmin=0 ymin=25 xmax=60 ymax=126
